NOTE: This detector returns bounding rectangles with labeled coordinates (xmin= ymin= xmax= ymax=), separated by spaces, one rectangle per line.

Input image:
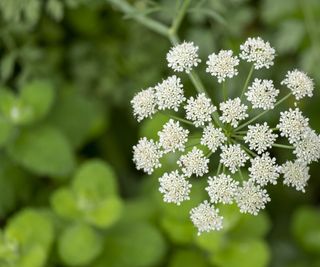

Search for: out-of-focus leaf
xmin=0 ymin=0 xmax=41 ymax=26
xmin=275 ymin=20 xmax=305 ymax=53
xmin=46 ymin=0 xmax=64 ymax=21
xmin=48 ymin=89 xmax=107 ymax=148
xmin=83 ymin=196 xmax=123 ymax=228
xmin=169 ymin=249 xmax=209 ymax=267
xmin=0 ymin=53 xmax=16 ymax=82
xmin=0 ymin=115 xmax=14 ymax=148
xmin=140 ymin=113 xmax=168 ymax=139
xmin=292 ymin=206 xmax=320 ymax=254
xmin=260 ymin=0 xmax=298 ymax=24
xmin=19 ymin=80 xmax=55 ymax=123
xmin=230 ymin=212 xmax=271 ymax=239
xmin=211 ymin=239 xmax=270 ymax=267
xmin=73 ymin=159 xmax=118 ymax=197
xmin=50 ymin=188 xmax=81 ymax=220
xmin=7 ymin=125 xmax=75 ymax=177
xmin=58 ymin=223 xmax=102 ymax=266
xmin=93 ymin=222 xmax=166 ymax=267
xmin=1 ymin=209 xmax=54 ymax=267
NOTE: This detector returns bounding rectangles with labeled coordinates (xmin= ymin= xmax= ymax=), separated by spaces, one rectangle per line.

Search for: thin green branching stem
xmin=206 ymin=150 xmax=214 ymax=158
xmin=216 ymin=162 xmax=222 ymax=175
xmin=238 ymin=168 xmax=244 ymax=181
xmin=272 ymin=143 xmax=294 ymax=150
xmin=212 ymin=111 xmax=223 ymax=129
xmin=241 ymin=144 xmax=257 ymax=158
xmin=186 ymin=142 xmax=200 ymax=148
xmin=232 ymin=135 xmax=244 ymax=140
xmin=188 ymin=70 xmax=206 ymax=94
xmin=163 ymin=112 xmax=195 ymax=126
xmin=235 ymin=92 xmax=292 ymax=131
xmin=240 ymin=64 xmax=254 ymax=99
xmin=108 ymin=0 xmax=169 ymax=36
xmin=169 ymin=0 xmax=192 ymax=35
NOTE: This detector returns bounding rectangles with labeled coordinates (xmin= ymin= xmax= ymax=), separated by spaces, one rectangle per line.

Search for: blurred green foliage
xmin=0 ymin=0 xmax=319 ymax=266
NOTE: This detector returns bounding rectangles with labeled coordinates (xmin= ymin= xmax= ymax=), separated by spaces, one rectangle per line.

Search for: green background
xmin=0 ymin=0 xmax=319 ymax=266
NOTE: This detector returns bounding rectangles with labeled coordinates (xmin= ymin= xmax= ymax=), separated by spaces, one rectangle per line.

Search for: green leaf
xmin=6 ymin=209 xmax=54 ymax=248
xmin=230 ymin=212 xmax=271 ymax=239
xmin=0 ymin=115 xmax=14 ymax=148
xmin=292 ymin=206 xmax=320 ymax=253
xmin=0 ymin=0 xmax=41 ymax=26
xmin=0 ymin=88 xmax=33 ymax=125
xmin=50 ymin=188 xmax=81 ymax=220
xmin=58 ymin=223 xmax=102 ymax=266
xmin=93 ymin=222 xmax=166 ymax=267
xmin=7 ymin=125 xmax=75 ymax=177
xmin=84 ymin=196 xmax=123 ymax=228
xmin=140 ymin=113 xmax=168 ymax=139
xmin=48 ymin=89 xmax=107 ymax=148
xmin=211 ymin=239 xmax=270 ymax=267
xmin=275 ymin=20 xmax=305 ymax=53
xmin=169 ymin=249 xmax=209 ymax=267
xmin=73 ymin=159 xmax=118 ymax=199
xmin=46 ymin=0 xmax=64 ymax=21
xmin=0 ymin=53 xmax=16 ymax=82
xmin=19 ymin=80 xmax=55 ymax=123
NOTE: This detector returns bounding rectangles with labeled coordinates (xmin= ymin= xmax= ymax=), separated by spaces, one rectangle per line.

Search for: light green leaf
xmin=85 ymin=196 xmax=123 ymax=228
xmin=7 ymin=125 xmax=75 ymax=177
xmin=46 ymin=0 xmax=64 ymax=21
xmin=19 ymin=80 xmax=55 ymax=123
xmin=5 ymin=209 xmax=54 ymax=249
xmin=169 ymin=249 xmax=209 ymax=267
xmin=48 ymin=89 xmax=107 ymax=148
xmin=58 ymin=223 xmax=102 ymax=266
xmin=73 ymin=159 xmax=118 ymax=199
xmin=275 ymin=20 xmax=305 ymax=53
xmin=230 ymin=212 xmax=271 ymax=239
xmin=1 ymin=53 xmax=16 ymax=82
xmin=93 ymin=222 xmax=166 ymax=267
xmin=211 ymin=239 xmax=270 ymax=267
xmin=292 ymin=206 xmax=320 ymax=253
xmin=50 ymin=188 xmax=81 ymax=220
xmin=0 ymin=115 xmax=14 ymax=148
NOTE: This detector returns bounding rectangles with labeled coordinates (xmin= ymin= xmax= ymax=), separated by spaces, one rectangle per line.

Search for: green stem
xmin=108 ymin=0 xmax=169 ymax=36
xmin=238 ymin=168 xmax=244 ymax=181
xmin=169 ymin=0 xmax=192 ymax=35
xmin=163 ymin=112 xmax=195 ymax=126
xmin=212 ymin=111 xmax=223 ymax=129
xmin=235 ymin=93 xmax=292 ymax=131
xmin=188 ymin=70 xmax=206 ymax=94
xmin=241 ymin=144 xmax=257 ymax=158
xmin=272 ymin=143 xmax=294 ymax=150
xmin=240 ymin=65 xmax=254 ymax=99
xmin=216 ymin=162 xmax=222 ymax=175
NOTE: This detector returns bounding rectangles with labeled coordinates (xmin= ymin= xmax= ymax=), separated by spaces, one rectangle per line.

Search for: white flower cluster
xmin=244 ymin=123 xmax=277 ymax=154
xmin=206 ymin=50 xmax=239 ymax=83
xmin=167 ymin=41 xmax=201 ymax=73
xmin=131 ymin=37 xmax=319 ymax=235
xmin=219 ymin=97 xmax=248 ymax=127
xmin=184 ymin=93 xmax=217 ymax=127
xmin=240 ymin=37 xmax=275 ymax=69
xmin=246 ymin=78 xmax=279 ymax=110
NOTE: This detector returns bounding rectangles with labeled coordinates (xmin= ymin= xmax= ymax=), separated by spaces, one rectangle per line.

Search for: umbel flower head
xmin=131 ymin=37 xmax=319 ymax=234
